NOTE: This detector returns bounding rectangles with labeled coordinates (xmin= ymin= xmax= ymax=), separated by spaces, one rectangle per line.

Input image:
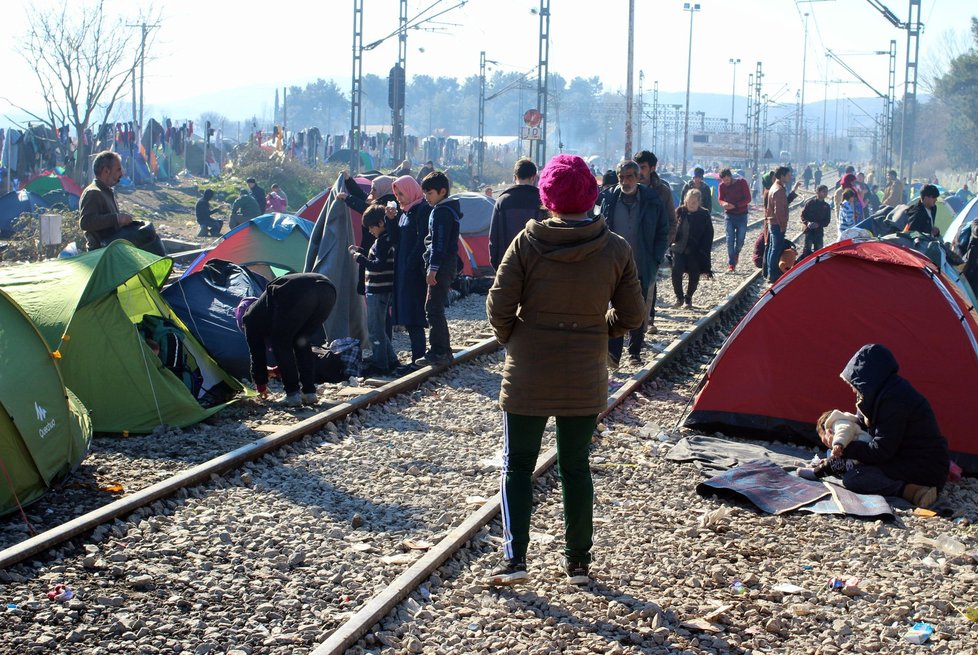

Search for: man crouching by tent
xmin=79 ymin=151 xmax=165 ymax=256
xmin=237 ymin=273 xmax=337 ymax=407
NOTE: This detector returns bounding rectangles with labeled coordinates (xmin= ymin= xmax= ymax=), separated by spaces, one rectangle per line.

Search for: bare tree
xmin=12 ymin=1 xmax=160 ymax=183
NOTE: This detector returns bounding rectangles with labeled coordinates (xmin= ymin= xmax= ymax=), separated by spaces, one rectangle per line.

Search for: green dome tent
xmin=0 ymin=288 xmax=91 ymax=516
xmin=0 ymin=241 xmax=244 ymax=433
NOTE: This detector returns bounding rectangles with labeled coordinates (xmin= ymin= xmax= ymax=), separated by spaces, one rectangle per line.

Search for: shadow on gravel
xmin=495 ymin=585 xmax=750 ymax=654
xmin=270 ymin=465 xmax=430 ymax=534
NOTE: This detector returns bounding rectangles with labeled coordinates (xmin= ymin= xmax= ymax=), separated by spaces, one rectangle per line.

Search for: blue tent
xmin=0 ymin=190 xmax=49 ymax=236
xmin=161 ymin=259 xmax=269 ymax=380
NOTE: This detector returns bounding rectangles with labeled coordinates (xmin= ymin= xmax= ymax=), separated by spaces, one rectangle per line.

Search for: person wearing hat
xmin=600 ymin=160 xmax=669 ymax=368
xmin=486 ymin=154 xmax=646 ymax=587
xmin=229 ymin=189 xmax=262 ymax=229
xmin=680 ymin=167 xmax=713 ymax=216
xmin=237 ymin=272 xmax=337 ymax=407
xmin=246 ymin=177 xmax=266 ymax=214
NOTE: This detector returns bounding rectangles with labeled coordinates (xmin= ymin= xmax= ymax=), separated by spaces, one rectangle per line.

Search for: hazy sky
xmin=0 ymin=0 xmax=973 ymax=126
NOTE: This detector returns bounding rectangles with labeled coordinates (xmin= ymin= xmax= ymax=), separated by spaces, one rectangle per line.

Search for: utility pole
xmin=750 ymin=62 xmax=763 ymax=176
xmin=822 ymin=55 xmax=829 ymax=161
xmin=729 ymin=58 xmax=740 ymax=130
xmin=124 ymin=20 xmax=159 ymax=184
xmin=746 ymin=72 xmax=753 ymax=164
xmin=861 ymin=0 xmax=923 ymax=181
xmin=637 ymin=70 xmax=644 ymax=153
xmin=681 ymin=2 xmax=701 ymax=176
xmin=351 ymin=0 xmax=363 ymax=173
xmin=624 ymin=0 xmax=635 ymax=159
xmin=535 ymin=0 xmax=551 ymax=166
xmin=651 ymin=80 xmax=659 ymax=156
xmin=798 ymin=12 xmax=809 ymax=163
xmin=478 ymin=51 xmax=487 ymax=181
xmin=393 ymin=0 xmax=408 ymax=164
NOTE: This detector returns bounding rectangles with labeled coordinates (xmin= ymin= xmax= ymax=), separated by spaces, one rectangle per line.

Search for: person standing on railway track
xmin=765 ymin=166 xmax=802 ymax=283
xmin=386 ymin=175 xmax=432 ymax=373
xmin=488 ymin=157 xmax=542 ymax=271
xmin=238 ymin=272 xmax=337 ymax=407
xmin=634 ymin=150 xmax=677 ymax=336
xmin=600 ymin=160 xmax=668 ymax=368
xmin=718 ymin=168 xmax=752 ymax=272
xmin=486 ymin=154 xmax=646 ymax=586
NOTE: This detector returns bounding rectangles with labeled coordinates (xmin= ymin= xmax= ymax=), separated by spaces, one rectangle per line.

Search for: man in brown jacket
xmin=79 ymin=151 xmax=165 ymax=255
xmin=485 ymin=154 xmax=646 ymax=587
xmin=764 ymin=166 xmax=801 ymax=282
xmin=881 ymin=169 xmax=904 ymax=207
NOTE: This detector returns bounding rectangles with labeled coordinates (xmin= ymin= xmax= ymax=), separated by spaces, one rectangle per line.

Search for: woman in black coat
xmin=670 ymin=188 xmax=713 ymax=308
xmin=839 ymin=343 xmax=950 ymax=508
xmin=385 ymin=175 xmax=432 ymax=367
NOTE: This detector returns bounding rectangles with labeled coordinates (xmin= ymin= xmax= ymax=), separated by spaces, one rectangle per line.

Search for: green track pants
xmin=499 ymin=412 xmax=596 ymax=562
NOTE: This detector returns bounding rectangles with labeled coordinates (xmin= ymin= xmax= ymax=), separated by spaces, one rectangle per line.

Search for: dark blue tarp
xmin=161 ymin=259 xmax=269 ymax=380
xmin=0 ymin=190 xmax=49 ymax=236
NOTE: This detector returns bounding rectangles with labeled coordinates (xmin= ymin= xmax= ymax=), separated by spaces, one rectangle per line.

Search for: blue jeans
xmin=725 ymin=213 xmax=748 ymax=266
xmin=366 ymin=292 xmax=397 ymax=371
xmin=765 ymin=224 xmax=785 ymax=282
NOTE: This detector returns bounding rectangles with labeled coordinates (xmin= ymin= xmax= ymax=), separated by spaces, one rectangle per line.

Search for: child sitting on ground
xmin=797 ymin=409 xmax=873 ymax=480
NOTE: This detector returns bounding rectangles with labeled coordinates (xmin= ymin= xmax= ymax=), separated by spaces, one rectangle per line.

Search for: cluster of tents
xmin=0 ymin=172 xmax=82 ymax=236
xmin=0 ymin=173 xmax=499 ymax=516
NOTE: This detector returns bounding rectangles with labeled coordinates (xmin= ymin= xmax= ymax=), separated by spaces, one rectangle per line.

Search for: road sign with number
xmin=520 ymin=126 xmax=542 ymax=140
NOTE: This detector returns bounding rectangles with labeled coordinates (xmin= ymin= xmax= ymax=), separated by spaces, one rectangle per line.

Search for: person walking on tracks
xmin=486 ymin=154 xmax=646 ymax=586
xmin=237 ymin=273 xmax=337 ymax=407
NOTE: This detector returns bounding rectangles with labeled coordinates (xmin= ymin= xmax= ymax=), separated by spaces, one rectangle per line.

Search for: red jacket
xmin=718 ymin=178 xmax=751 ymax=215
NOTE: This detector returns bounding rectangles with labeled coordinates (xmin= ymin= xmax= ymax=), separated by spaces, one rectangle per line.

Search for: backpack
xmin=139 ymin=315 xmax=203 ymax=396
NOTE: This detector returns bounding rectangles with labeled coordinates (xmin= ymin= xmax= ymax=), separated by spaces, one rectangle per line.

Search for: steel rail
xmin=0 ymin=337 xmax=501 ymax=569
xmin=312 ymin=263 xmax=767 ymax=655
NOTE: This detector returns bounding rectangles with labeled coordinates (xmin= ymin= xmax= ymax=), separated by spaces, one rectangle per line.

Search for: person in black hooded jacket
xmin=837 ymin=343 xmax=950 ymax=508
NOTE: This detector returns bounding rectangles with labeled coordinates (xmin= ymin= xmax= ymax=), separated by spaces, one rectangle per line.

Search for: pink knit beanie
xmin=538 ymin=154 xmax=599 ymax=215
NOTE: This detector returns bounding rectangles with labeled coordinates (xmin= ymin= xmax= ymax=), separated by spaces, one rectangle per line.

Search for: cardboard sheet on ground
xmin=667 ymin=435 xmax=813 ymax=471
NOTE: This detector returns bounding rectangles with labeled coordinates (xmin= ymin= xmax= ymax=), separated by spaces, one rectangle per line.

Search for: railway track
xmin=0 ymin=187 xmax=824 ymax=654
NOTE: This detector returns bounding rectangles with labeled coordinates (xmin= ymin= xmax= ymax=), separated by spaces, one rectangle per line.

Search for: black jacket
xmin=841 ymin=344 xmax=949 ymax=488
xmin=800 ymin=197 xmax=831 ymax=232
xmin=250 ymin=184 xmax=266 ymax=214
xmin=904 ymin=199 xmax=936 ymax=235
xmin=195 ymin=197 xmax=220 ymax=223
xmin=489 ymin=184 xmax=544 ymax=270
xmin=242 ymin=273 xmax=337 ymax=385
xmin=670 ymin=206 xmax=713 ymax=272
xmin=424 ymin=198 xmax=462 ymax=273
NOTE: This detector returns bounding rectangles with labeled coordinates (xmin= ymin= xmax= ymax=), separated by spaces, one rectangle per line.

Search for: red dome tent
xmin=686 ymin=239 xmax=978 ymax=474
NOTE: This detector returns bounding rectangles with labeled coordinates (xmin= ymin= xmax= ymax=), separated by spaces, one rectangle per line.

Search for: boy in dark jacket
xmin=488 ymin=158 xmax=543 ymax=270
xmin=420 ymin=171 xmax=461 ymax=367
xmin=800 ymin=184 xmax=831 ymax=256
xmin=836 ymin=343 xmax=950 ymax=508
xmin=349 ymin=205 xmax=398 ymax=375
xmin=195 ymin=189 xmax=223 ymax=236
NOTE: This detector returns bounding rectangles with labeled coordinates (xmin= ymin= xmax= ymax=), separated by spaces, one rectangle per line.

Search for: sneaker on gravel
xmin=727 ymin=264 xmax=735 ymax=273
xmin=628 ymin=354 xmax=642 ymax=367
xmin=672 ymin=300 xmax=684 ymax=308
xmin=607 ymin=353 xmax=620 ymax=370
xmin=565 ymin=559 xmax=590 ymax=585
xmin=487 ymin=558 xmax=528 ymax=586
xmin=300 ymin=392 xmax=318 ymax=405
xmin=646 ymin=324 xmax=658 ymax=335
xmin=284 ymin=392 xmax=302 ymax=407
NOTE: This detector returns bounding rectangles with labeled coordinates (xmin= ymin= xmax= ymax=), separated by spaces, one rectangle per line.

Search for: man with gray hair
xmin=79 ymin=150 xmax=165 ymax=255
xmin=599 ymin=160 xmax=669 ymax=368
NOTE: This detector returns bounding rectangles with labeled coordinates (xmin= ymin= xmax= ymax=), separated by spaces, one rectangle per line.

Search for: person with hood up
xmin=385 ymin=175 xmax=432 ymax=371
xmin=419 ymin=170 xmax=462 ymax=367
xmin=488 ymin=157 xmax=543 ymax=270
xmin=485 ymin=154 xmax=646 ymax=587
xmin=835 ymin=343 xmax=950 ymax=509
